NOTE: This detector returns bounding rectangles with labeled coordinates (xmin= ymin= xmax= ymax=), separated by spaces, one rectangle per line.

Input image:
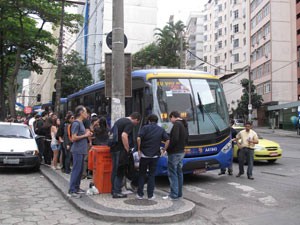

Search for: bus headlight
xmin=221 ymin=142 xmax=231 ymax=154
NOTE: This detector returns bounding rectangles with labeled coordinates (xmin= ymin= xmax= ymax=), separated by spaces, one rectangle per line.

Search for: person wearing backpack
xmin=110 ymin=112 xmax=141 ymax=199
xmin=68 ymin=106 xmax=93 ymax=198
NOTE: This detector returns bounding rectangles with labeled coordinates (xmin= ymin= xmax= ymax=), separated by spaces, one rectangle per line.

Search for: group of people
xmin=24 ymin=107 xmax=258 ymax=200
xmin=66 ymin=106 xmax=189 ymax=201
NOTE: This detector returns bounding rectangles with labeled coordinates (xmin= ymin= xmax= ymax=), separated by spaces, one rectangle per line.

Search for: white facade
xmin=76 ymin=0 xmax=158 ymax=82
xmin=250 ymin=0 xmax=297 ymax=105
xmin=186 ymin=12 xmax=204 ymax=70
xmin=203 ymin=0 xmax=249 ymax=76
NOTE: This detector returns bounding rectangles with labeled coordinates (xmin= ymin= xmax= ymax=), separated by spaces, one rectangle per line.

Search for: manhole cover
xmin=124 ymin=199 xmax=157 ymax=206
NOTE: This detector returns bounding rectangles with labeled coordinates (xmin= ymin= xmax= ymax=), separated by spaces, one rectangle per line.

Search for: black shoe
xmin=228 ymin=171 xmax=233 ymax=175
xmin=236 ymin=173 xmax=243 ymax=177
xmin=218 ymin=171 xmax=225 ymax=175
xmin=248 ymin=176 xmax=254 ymax=180
xmin=112 ymin=193 xmax=127 ymax=198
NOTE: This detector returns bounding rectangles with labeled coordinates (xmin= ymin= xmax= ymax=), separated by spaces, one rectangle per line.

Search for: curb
xmin=40 ymin=165 xmax=195 ymax=223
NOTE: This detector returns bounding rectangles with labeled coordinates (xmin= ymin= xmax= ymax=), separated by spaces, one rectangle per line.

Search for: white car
xmin=0 ymin=122 xmax=40 ymax=171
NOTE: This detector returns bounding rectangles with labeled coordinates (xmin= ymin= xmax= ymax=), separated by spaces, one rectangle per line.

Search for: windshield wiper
xmin=197 ymin=92 xmax=220 ymax=134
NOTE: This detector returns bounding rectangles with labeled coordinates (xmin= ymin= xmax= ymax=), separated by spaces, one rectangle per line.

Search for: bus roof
xmin=132 ymin=69 xmax=218 ymax=81
xmin=68 ymin=69 xmax=219 ymax=99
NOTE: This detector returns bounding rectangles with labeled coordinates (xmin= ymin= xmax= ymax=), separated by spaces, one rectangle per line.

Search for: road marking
xmin=228 ymin=182 xmax=278 ymax=206
xmin=184 ymin=185 xmax=225 ymax=201
xmin=258 ymin=196 xmax=278 ymax=206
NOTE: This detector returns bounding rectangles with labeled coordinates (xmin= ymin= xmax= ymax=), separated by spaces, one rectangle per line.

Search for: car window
xmin=0 ymin=124 xmax=32 ymax=139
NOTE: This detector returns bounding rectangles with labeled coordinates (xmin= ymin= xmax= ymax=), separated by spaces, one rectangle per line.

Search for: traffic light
xmin=36 ymin=94 xmax=41 ymax=102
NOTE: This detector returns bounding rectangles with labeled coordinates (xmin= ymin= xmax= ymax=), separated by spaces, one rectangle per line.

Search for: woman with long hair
xmin=51 ymin=118 xmax=61 ymax=169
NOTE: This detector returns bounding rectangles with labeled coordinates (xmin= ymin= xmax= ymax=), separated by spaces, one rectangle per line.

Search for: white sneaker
xmin=136 ymin=194 xmax=143 ymax=200
xmin=148 ymin=195 xmax=155 ymax=200
xmin=162 ymin=195 xmax=178 ymax=201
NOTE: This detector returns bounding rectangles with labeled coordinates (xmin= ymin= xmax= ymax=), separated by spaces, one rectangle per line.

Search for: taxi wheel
xmin=267 ymin=159 xmax=277 ymax=164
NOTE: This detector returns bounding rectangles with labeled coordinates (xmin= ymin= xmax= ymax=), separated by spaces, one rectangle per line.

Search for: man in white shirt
xmin=236 ymin=121 xmax=259 ymax=180
xmin=28 ymin=112 xmax=37 ymax=135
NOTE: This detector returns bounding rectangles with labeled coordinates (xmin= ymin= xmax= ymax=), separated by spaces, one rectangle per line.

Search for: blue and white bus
xmin=68 ymin=69 xmax=232 ymax=175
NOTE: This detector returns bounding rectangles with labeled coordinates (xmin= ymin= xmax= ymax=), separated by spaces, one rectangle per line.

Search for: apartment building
xmin=250 ymin=0 xmax=297 ymax=105
xmin=186 ymin=12 xmax=204 ymax=70
xmin=77 ymin=0 xmax=158 ymax=82
xmin=203 ymin=0 xmax=249 ymax=76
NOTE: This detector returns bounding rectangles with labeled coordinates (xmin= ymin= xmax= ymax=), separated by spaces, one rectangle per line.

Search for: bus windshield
xmin=152 ymin=78 xmax=229 ymax=135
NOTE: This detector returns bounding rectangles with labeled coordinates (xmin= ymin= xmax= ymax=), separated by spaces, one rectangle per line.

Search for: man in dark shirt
xmin=163 ymin=111 xmax=188 ymax=200
xmin=219 ymin=120 xmax=237 ymax=175
xmin=110 ymin=112 xmax=141 ymax=198
xmin=136 ymin=114 xmax=169 ymax=200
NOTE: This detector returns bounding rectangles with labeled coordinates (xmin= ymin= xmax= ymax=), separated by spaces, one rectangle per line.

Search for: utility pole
xmin=111 ymin=0 xmax=125 ymax=123
xmin=248 ymin=67 xmax=252 ymax=122
xmin=54 ymin=0 xmax=65 ymax=115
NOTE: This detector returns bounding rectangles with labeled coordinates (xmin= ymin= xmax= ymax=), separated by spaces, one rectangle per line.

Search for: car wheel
xmin=268 ymin=159 xmax=277 ymax=164
xmin=33 ymin=163 xmax=40 ymax=172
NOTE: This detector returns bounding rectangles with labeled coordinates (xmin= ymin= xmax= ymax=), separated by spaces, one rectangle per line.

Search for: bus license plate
xmin=193 ymin=169 xmax=206 ymax=175
xmin=3 ymin=158 xmax=20 ymax=165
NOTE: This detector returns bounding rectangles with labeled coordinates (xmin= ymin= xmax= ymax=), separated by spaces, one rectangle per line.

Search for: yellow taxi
xmin=232 ymin=126 xmax=282 ymax=163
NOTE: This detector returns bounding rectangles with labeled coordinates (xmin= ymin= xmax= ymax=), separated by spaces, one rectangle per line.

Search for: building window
xmin=264 ymin=82 xmax=271 ymax=94
xmin=234 ymin=10 xmax=239 ymax=19
xmin=233 ymin=39 xmax=239 ymax=48
xmin=233 ymin=24 xmax=239 ymax=33
xmin=218 ymin=28 xmax=222 ymax=36
xmin=218 ymin=16 xmax=222 ymax=24
xmin=233 ymin=53 xmax=239 ymax=62
xmin=218 ymin=4 xmax=222 ymax=11
xmin=218 ymin=41 xmax=222 ymax=49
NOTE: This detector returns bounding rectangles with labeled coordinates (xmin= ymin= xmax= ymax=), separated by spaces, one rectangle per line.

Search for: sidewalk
xmin=254 ymin=126 xmax=300 ymax=138
xmin=40 ymin=165 xmax=195 ymax=224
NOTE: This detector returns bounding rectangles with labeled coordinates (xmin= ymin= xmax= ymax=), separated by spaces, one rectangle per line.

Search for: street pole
xmin=248 ymin=67 xmax=252 ymax=122
xmin=54 ymin=0 xmax=65 ymax=115
xmin=111 ymin=0 xmax=125 ymax=124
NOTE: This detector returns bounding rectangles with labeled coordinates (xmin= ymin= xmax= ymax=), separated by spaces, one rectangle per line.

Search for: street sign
xmin=106 ymin=31 xmax=128 ymax=50
xmin=248 ymin=104 xmax=252 ymax=110
xmin=24 ymin=106 xmax=32 ymax=114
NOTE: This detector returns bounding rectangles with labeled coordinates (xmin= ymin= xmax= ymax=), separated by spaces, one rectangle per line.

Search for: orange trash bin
xmin=92 ymin=145 xmax=112 ymax=194
xmin=88 ymin=148 xmax=94 ymax=171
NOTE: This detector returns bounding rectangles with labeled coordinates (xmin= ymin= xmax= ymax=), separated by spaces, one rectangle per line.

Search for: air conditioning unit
xmin=263 ymin=35 xmax=266 ymax=40
xmin=252 ymin=44 xmax=255 ymax=47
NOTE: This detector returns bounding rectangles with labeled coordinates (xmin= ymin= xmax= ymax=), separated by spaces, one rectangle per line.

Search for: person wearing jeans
xmin=163 ymin=111 xmax=188 ymax=200
xmin=68 ymin=106 xmax=93 ymax=198
xmin=236 ymin=121 xmax=258 ymax=180
xmin=136 ymin=114 xmax=169 ymax=200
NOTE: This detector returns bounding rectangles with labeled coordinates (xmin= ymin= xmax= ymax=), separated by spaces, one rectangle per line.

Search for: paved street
xmin=0 ymin=132 xmax=299 ymax=225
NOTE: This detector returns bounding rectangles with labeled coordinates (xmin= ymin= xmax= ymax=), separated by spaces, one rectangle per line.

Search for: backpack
xmin=67 ymin=123 xmax=73 ymax=143
xmin=107 ymin=124 xmax=118 ymax=147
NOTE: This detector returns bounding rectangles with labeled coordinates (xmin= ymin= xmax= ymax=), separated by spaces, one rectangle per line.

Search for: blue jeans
xmin=69 ymin=153 xmax=85 ymax=193
xmin=111 ymin=151 xmax=124 ymax=194
xmin=238 ymin=147 xmax=254 ymax=177
xmin=167 ymin=153 xmax=185 ymax=199
xmin=138 ymin=157 xmax=158 ymax=198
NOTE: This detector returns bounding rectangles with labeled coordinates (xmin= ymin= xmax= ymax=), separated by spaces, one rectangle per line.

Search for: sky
xmin=157 ymin=0 xmax=204 ymax=28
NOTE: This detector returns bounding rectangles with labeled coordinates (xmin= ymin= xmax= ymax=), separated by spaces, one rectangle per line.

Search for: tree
xmin=236 ymin=79 xmax=263 ymax=120
xmin=0 ymin=0 xmax=82 ymax=119
xmin=132 ymin=20 xmax=187 ymax=69
xmin=61 ymin=50 xmax=93 ymax=97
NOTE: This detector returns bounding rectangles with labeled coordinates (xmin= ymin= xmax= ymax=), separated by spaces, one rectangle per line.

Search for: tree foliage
xmin=236 ymin=79 xmax=263 ymax=119
xmin=132 ymin=20 xmax=187 ymax=68
xmin=61 ymin=50 xmax=93 ymax=97
xmin=0 ymin=0 xmax=82 ymax=119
